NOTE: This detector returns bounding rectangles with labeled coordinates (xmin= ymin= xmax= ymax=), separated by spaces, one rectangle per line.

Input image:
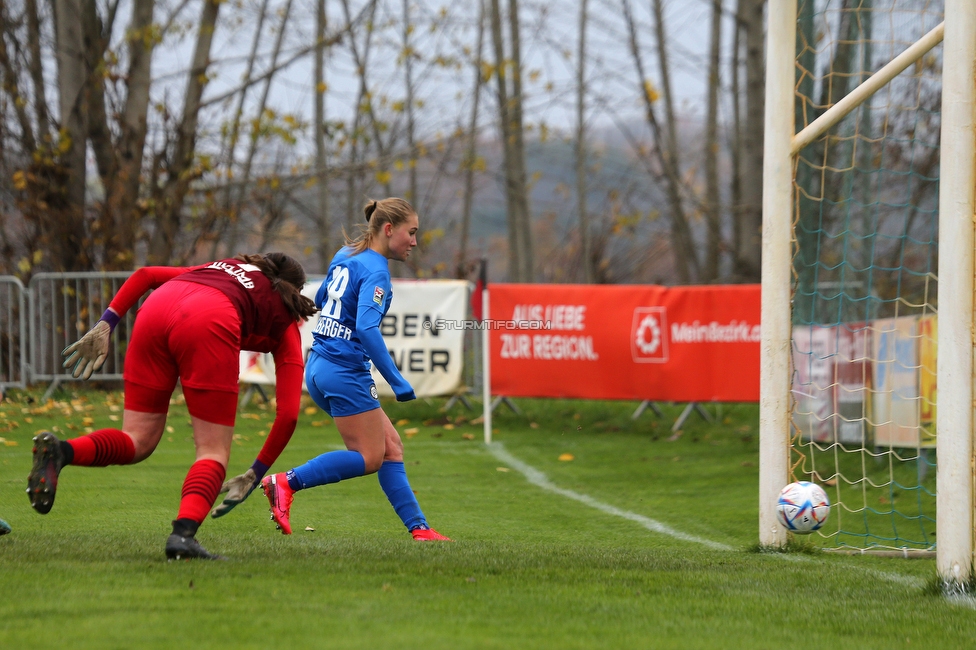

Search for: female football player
xmin=216 ymin=198 xmax=449 ymax=541
xmin=29 ymin=253 xmax=316 ymax=560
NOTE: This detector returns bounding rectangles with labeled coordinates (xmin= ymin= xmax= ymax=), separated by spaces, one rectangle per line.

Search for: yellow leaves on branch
xmin=480 ymin=61 xmax=495 ymax=82
xmin=643 ymin=79 xmax=660 ymax=103
xmin=459 ymin=156 xmax=487 ymax=173
xmin=128 ymin=23 xmax=164 ymax=48
xmin=421 ymin=228 xmax=445 ymax=246
xmin=539 ymin=123 xmax=550 ymax=143
xmin=17 ymin=250 xmax=44 ymax=274
xmin=249 ymin=110 xmax=304 ymax=145
xmin=398 ymin=46 xmax=417 ymax=65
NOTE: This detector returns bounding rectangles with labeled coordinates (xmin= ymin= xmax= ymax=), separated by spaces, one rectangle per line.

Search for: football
xmin=776 ymin=481 xmax=830 ymax=534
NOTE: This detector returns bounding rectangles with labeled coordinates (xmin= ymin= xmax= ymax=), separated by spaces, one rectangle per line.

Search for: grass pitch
xmin=0 ymin=389 xmax=973 ymax=648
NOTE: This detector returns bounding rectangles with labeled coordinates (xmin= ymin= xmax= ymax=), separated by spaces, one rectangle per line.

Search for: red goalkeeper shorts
xmin=123 ymin=281 xmax=241 ymax=425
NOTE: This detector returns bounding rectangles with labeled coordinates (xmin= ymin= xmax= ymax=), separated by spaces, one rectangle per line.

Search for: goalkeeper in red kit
xmin=27 ymin=253 xmax=317 ymax=560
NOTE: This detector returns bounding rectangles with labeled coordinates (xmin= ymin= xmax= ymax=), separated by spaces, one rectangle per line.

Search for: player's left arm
xmin=355 ymin=272 xmax=416 ymax=402
xmin=255 ymin=323 xmax=304 ymax=469
xmin=61 ymin=265 xmax=194 ymax=380
xmin=212 ymin=322 xmax=304 ymax=518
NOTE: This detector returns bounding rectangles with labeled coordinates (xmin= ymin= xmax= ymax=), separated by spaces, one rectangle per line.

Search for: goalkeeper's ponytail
xmin=235 ymin=252 xmax=318 ymax=322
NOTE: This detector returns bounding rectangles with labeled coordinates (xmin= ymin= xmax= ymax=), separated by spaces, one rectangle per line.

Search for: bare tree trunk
xmin=53 ymin=0 xmax=90 ymax=270
xmin=0 ymin=0 xmax=37 ymax=154
xmin=24 ymin=0 xmax=50 ymax=139
xmin=729 ymin=1 xmax=742 ymax=277
xmin=621 ymin=0 xmax=694 ymax=283
xmin=212 ymin=0 xmax=270 ymax=259
xmin=226 ymin=0 xmax=293 ymax=256
xmin=652 ymin=0 xmax=697 ymax=283
xmin=340 ymin=0 xmax=389 ymax=243
xmin=101 ymin=0 xmax=155 ymax=269
xmin=507 ymin=0 xmax=532 ymax=282
xmin=575 ymin=0 xmax=592 ymax=283
xmin=400 ymin=0 xmax=422 ymax=275
xmin=457 ymin=0 xmax=486 ymax=279
xmin=148 ymin=0 xmax=220 ymax=264
xmin=314 ymin=0 xmax=331 ymax=271
xmin=702 ymin=0 xmax=722 ymax=282
xmin=734 ymin=0 xmax=763 ymax=282
xmin=340 ymin=0 xmax=380 ymax=233
xmin=341 ymin=0 xmax=390 ymax=200
xmin=83 ymin=0 xmax=114 ymax=185
xmin=403 ymin=0 xmax=417 ymax=205
xmin=489 ymin=0 xmax=519 ymax=281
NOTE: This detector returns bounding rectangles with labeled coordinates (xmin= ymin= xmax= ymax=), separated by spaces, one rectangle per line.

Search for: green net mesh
xmin=790 ymin=0 xmax=943 ymax=551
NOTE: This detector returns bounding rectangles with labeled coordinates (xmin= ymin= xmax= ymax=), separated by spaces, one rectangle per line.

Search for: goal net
xmin=788 ymin=1 xmax=944 ymax=553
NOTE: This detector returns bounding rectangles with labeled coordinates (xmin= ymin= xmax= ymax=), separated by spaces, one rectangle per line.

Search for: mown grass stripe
xmin=487 ymin=443 xmax=938 ymax=595
xmin=488 ymin=441 xmax=733 ymax=551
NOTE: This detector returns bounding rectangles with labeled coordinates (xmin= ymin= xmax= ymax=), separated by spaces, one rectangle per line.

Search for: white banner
xmin=370 ymin=279 xmax=468 ymax=397
xmin=239 ymin=279 xmax=469 ymax=399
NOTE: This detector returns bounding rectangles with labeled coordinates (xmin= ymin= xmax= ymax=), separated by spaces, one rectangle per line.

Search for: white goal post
xmin=760 ymin=0 xmax=976 ymax=586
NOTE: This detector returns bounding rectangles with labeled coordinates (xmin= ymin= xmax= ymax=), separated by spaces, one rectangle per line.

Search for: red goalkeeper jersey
xmin=108 ymin=261 xmax=305 ymax=467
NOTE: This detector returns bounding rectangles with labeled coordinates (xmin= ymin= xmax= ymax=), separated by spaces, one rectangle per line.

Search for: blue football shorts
xmin=305 ymin=350 xmax=381 ymax=418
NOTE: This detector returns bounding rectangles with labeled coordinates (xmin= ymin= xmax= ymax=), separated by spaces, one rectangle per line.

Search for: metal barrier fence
xmin=28 ymin=272 xmax=136 ymax=384
xmin=4 ymin=272 xmax=480 ymax=403
xmin=0 ymin=276 xmax=27 ymax=391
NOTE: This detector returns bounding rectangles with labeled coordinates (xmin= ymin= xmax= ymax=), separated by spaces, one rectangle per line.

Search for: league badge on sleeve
xmin=373 ymin=286 xmax=385 ymax=306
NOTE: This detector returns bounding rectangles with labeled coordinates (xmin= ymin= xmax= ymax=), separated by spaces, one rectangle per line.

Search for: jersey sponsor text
xmin=207 ymin=261 xmax=255 ymax=289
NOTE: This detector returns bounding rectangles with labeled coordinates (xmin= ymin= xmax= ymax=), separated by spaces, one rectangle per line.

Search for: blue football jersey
xmin=309 ymin=247 xmax=393 ymax=369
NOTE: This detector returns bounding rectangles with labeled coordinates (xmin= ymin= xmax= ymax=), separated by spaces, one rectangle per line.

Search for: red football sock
xmin=176 ymin=459 xmax=226 ymax=524
xmin=67 ymin=429 xmax=136 ymax=466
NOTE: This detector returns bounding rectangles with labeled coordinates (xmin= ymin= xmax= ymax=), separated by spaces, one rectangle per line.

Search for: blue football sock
xmin=289 ymin=450 xmax=366 ymax=491
xmin=378 ymin=461 xmax=427 ymax=531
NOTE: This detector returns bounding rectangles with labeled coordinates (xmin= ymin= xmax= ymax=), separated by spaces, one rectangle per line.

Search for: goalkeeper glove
xmin=61 ymin=311 xmax=117 ymax=380
xmin=210 ymin=468 xmax=259 ymax=518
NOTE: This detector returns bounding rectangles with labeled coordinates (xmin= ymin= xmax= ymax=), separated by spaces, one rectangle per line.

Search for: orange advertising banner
xmin=488 ymin=284 xmax=761 ymax=402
